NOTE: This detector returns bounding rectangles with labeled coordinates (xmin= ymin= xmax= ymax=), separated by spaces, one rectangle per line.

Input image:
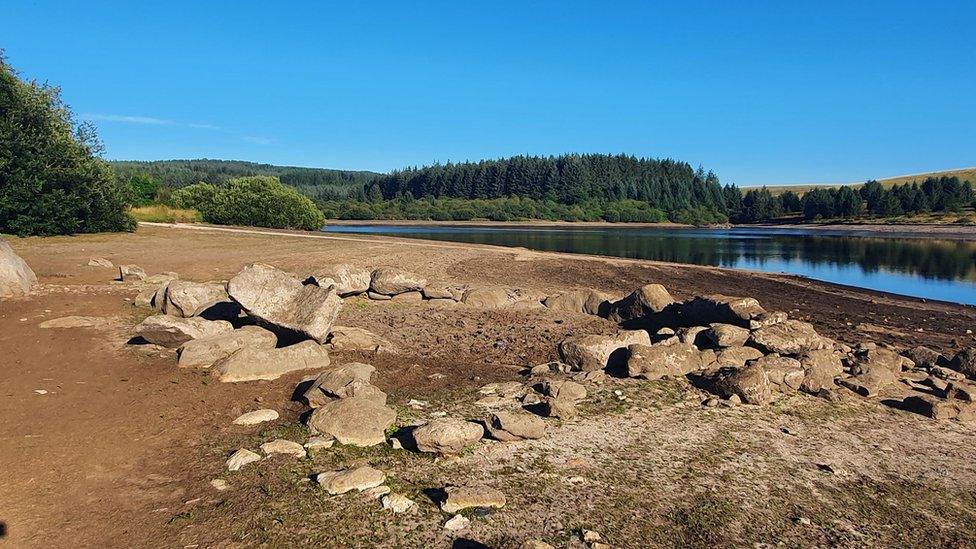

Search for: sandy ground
xmin=2 ymin=223 xmax=976 ymax=548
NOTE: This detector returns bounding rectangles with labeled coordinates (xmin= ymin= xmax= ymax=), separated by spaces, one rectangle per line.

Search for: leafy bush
xmin=172 ymin=176 xmax=324 ymax=230
xmin=0 ymin=55 xmax=134 ymax=236
xmin=125 ymin=172 xmax=160 ymax=206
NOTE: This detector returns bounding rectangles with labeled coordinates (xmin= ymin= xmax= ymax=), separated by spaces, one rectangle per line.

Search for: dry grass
xmin=129 ymin=204 xmax=201 ymax=223
xmin=746 ymin=167 xmax=976 ymax=196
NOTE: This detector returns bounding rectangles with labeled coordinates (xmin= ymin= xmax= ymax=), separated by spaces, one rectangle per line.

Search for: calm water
xmin=324 ymin=224 xmax=976 ymax=305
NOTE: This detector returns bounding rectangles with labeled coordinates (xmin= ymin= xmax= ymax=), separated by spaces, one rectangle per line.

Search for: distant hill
xmin=110 ymin=159 xmax=381 ymax=200
xmin=745 ymin=167 xmax=976 ymax=196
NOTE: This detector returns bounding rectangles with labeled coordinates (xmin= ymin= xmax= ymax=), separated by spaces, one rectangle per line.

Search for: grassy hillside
xmin=746 ymin=167 xmax=976 ymax=196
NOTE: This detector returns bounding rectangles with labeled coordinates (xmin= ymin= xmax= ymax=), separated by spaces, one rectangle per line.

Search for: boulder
xmin=305 ymin=264 xmax=371 ymax=296
xmin=544 ymin=289 xmax=613 ymax=316
xmin=87 ymin=257 xmax=114 ymax=268
xmin=316 ymin=466 xmax=386 ymax=495
xmin=326 ymin=326 xmax=395 ymax=353
xmin=441 ymin=485 xmax=507 ymax=513
xmin=903 ymin=346 xmax=949 ymax=370
xmin=606 ymin=284 xmax=674 ymax=323
xmin=177 ymin=325 xmax=277 ymax=368
xmin=950 ymin=349 xmax=976 ymax=380
xmin=486 ymin=411 xmax=546 ymax=441
xmin=902 ymin=394 xmax=973 ymax=421
xmin=679 ymin=326 xmax=711 ymax=347
xmin=227 ymin=263 xmax=342 ymax=344
xmin=162 ymin=281 xmax=230 ymax=318
xmin=705 ymin=323 xmax=751 ymax=348
xmin=145 ymin=272 xmax=179 ymax=285
xmin=679 ymin=294 xmax=765 ymax=328
xmin=558 ymin=330 xmax=651 ymax=372
xmin=260 ymin=439 xmax=306 ymax=457
xmin=708 ymin=364 xmax=773 ymax=405
xmin=713 ymin=346 xmax=765 ymax=368
xmin=369 ymin=267 xmax=427 ymax=296
xmin=753 ymin=355 xmax=805 ymax=392
xmin=850 ymin=348 xmax=903 ymax=376
xmin=798 ymin=349 xmax=843 ymax=393
xmin=749 ymin=311 xmax=788 ymax=330
xmin=302 ymin=362 xmax=377 ymax=407
xmin=226 ymin=449 xmax=261 ymax=471
xmin=134 ymin=315 xmax=233 ymax=348
xmin=306 ymin=397 xmax=396 ymax=446
xmin=837 ymin=368 xmax=897 ymax=397
xmin=118 ymin=264 xmax=147 ymax=281
xmin=748 ymin=320 xmax=830 ymax=355
xmin=232 ymin=409 xmax=279 ymax=425
xmin=541 ymin=397 xmax=578 ymax=419
xmin=540 ymin=380 xmax=587 ymax=401
xmin=0 ymin=239 xmax=37 ymax=297
xmin=381 ymin=493 xmax=416 ymax=514
xmin=135 ymin=284 xmax=165 ymax=309
xmin=213 ymin=340 xmax=331 ymax=382
xmin=626 ymin=343 xmax=703 ymax=379
xmin=412 ymin=418 xmax=484 ymax=454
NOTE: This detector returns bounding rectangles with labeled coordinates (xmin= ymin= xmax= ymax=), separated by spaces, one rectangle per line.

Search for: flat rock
xmin=228 ymin=263 xmax=341 ymax=344
xmin=753 ymin=355 xmax=805 ymax=392
xmin=226 ymin=448 xmax=261 ymax=471
xmin=213 ymin=340 xmax=331 ymax=382
xmin=749 ymin=320 xmax=831 ymax=355
xmin=444 ymin=514 xmax=470 ymax=531
xmin=422 ymin=283 xmax=465 ymax=301
xmin=87 ymin=257 xmax=114 ymax=268
xmin=369 ymin=267 xmax=427 ymax=295
xmin=232 ymin=409 xmax=279 ymax=425
xmin=441 ymin=485 xmax=507 ymax=513
xmin=305 ymin=264 xmax=371 ymax=296
xmin=302 ymin=362 xmax=378 ymax=407
xmin=486 ymin=411 xmax=546 ymax=441
xmin=39 ymin=316 xmax=105 ymax=329
xmin=679 ymin=294 xmax=765 ymax=328
xmin=714 ymin=346 xmax=765 ymax=368
xmin=162 ymin=280 xmax=231 ymax=318
xmin=260 ymin=439 xmax=306 ymax=457
xmin=326 ymin=326 xmax=396 ymax=353
xmin=626 ymin=343 xmax=702 ymax=379
xmin=307 ymin=397 xmax=396 ymax=446
xmin=706 ymin=323 xmax=751 ymax=348
xmin=540 ymin=380 xmax=587 ymax=401
xmin=391 ymin=290 xmax=424 ymax=302
xmin=118 ymin=264 xmax=147 ymax=281
xmin=559 ymin=330 xmax=651 ymax=372
xmin=178 ymin=325 xmax=277 ymax=368
xmin=316 ymin=466 xmax=386 ymax=495
xmin=544 ymin=289 xmax=614 ymax=316
xmin=0 ymin=238 xmax=37 ymax=298
xmin=134 ymin=315 xmax=233 ymax=348
xmin=382 ymin=493 xmax=416 ymax=513
xmin=412 ymin=418 xmax=484 ymax=454
xmin=304 ymin=435 xmax=335 ymax=451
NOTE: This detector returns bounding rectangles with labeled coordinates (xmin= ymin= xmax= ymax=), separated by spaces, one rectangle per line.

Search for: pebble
xmin=444 ymin=514 xmax=470 ymax=531
xmin=34 ymin=389 xmax=48 ymax=395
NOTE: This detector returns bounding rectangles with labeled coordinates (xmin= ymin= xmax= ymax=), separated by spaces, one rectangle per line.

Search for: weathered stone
xmin=749 ymin=311 xmax=788 ymax=329
xmin=134 ymin=284 xmax=164 ymax=309
xmin=177 ymin=325 xmax=277 ymax=368
xmin=305 ymin=264 xmax=371 ymax=296
xmin=714 ymin=346 xmax=765 ymax=367
xmin=305 ymin=435 xmax=335 ymax=451
xmin=369 ymin=267 xmax=427 ymax=295
xmin=391 ymin=290 xmax=424 ymax=302
xmin=706 ymin=323 xmax=751 ymax=348
xmin=749 ymin=320 xmax=830 ymax=355
xmin=87 ymin=257 xmax=114 ymax=268
xmin=799 ymin=349 xmax=843 ymax=393
xmin=412 ymin=418 xmax=484 ymax=454
xmin=307 ymin=397 xmax=396 ymax=446
xmin=422 ymin=283 xmax=465 ymax=301
xmin=541 ymin=397 xmax=578 ymax=419
xmin=709 ymin=364 xmax=773 ymax=405
xmin=441 ymin=485 xmax=507 ymax=513
xmin=118 ymin=264 xmax=147 ymax=281
xmin=302 ymin=362 xmax=377 ymax=407
xmin=607 ymin=284 xmax=674 ymax=323
xmin=367 ymin=291 xmax=392 ymax=300
xmin=679 ymin=326 xmax=711 ymax=347
xmin=850 ymin=348 xmax=904 ymax=376
xmin=382 ymin=493 xmax=416 ymax=514
xmin=950 ymin=349 xmax=976 ymax=380
xmin=837 ymin=368 xmax=897 ymax=397
xmin=753 ymin=355 xmax=805 ymax=392
xmin=903 ymin=346 xmax=949 ymax=370
xmin=0 ymin=239 xmax=37 ymax=298
xmin=213 ymin=340 xmax=331 ymax=382
xmin=902 ymin=394 xmax=964 ymax=420
xmin=226 ymin=448 xmax=261 ymax=471
xmin=232 ymin=409 xmax=279 ymax=425
xmin=316 ymin=466 xmax=386 ymax=495
xmin=544 ymin=289 xmax=614 ymax=316
xmin=626 ymin=343 xmax=703 ymax=379
xmin=145 ymin=272 xmax=179 ymax=285
xmin=679 ymin=294 xmax=765 ymax=328
xmin=227 ymin=263 xmax=342 ymax=344
xmin=558 ymin=330 xmax=651 ymax=372
xmin=162 ymin=280 xmax=230 ymax=318
xmin=134 ymin=315 xmax=233 ymax=348
xmin=486 ymin=411 xmax=546 ymax=441
xmin=444 ymin=514 xmax=470 ymax=531
xmin=462 ymin=286 xmax=544 ymax=309
xmin=540 ymin=380 xmax=587 ymax=401
xmin=260 ymin=439 xmax=306 ymax=457
xmin=39 ymin=316 xmax=105 ymax=329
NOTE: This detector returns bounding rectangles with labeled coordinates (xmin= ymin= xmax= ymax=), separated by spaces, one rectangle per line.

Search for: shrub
xmin=172 ymin=177 xmax=324 ymax=230
xmin=128 ymin=205 xmax=201 ymax=223
xmin=0 ymin=55 xmax=134 ymax=236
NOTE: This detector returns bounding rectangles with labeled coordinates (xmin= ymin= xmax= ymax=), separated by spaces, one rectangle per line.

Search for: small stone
xmin=316 ymin=466 xmax=386 ymax=495
xmin=363 ymin=485 xmax=392 ymax=499
xmin=305 ymin=436 xmax=335 ymax=451
xmin=260 ymin=439 xmax=306 ymax=458
xmin=381 ymin=493 xmax=416 ymax=513
xmin=441 ymin=485 xmax=507 ymax=513
xmin=210 ymin=479 xmax=230 ymax=491
xmin=444 ymin=514 xmax=470 ymax=531
xmin=232 ymin=409 xmax=279 ymax=426
xmin=226 ymin=448 xmax=261 ymax=471
xmin=582 ymin=530 xmax=603 ymax=543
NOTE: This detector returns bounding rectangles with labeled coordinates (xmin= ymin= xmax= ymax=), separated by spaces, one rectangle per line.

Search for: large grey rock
xmin=679 ymin=295 xmax=765 ymax=328
xmin=748 ymin=320 xmax=831 ymax=355
xmin=0 ymin=239 xmax=37 ymax=298
xmin=903 ymin=346 xmax=949 ymax=371
xmin=607 ymin=284 xmax=674 ymax=323
xmin=713 ymin=346 xmax=765 ymax=368
xmin=326 ymin=326 xmax=396 ymax=353
xmin=307 ymin=397 xmax=396 ymax=446
xmin=950 ymin=349 xmax=976 ymax=380
xmin=441 ymin=485 xmax=507 ymax=513
xmin=850 ymin=348 xmax=903 ymax=376
xmin=706 ymin=323 xmax=751 ymax=348
xmin=799 ymin=349 xmax=843 ymax=393
xmin=305 ymin=264 xmax=372 ymax=296
xmin=163 ymin=280 xmax=230 ymax=317
xmin=316 ymin=466 xmax=386 ymax=495
xmin=753 ymin=355 xmax=805 ymax=393
xmin=228 ymin=263 xmax=342 ymax=343
xmin=544 ymin=289 xmax=614 ymax=316
xmin=369 ymin=267 xmax=427 ymax=296
xmin=134 ymin=315 xmax=233 ymax=348
xmin=213 ymin=340 xmax=331 ymax=382
xmin=540 ymin=380 xmax=587 ymax=401
xmin=558 ymin=330 xmax=651 ymax=372
xmin=708 ymin=364 xmax=773 ymax=405
xmin=626 ymin=343 xmax=703 ymax=379
xmin=177 ymin=325 xmax=277 ymax=368
xmin=302 ymin=362 xmax=382 ymax=407
xmin=412 ymin=418 xmax=484 ymax=454
xmin=485 ymin=411 xmax=546 ymax=441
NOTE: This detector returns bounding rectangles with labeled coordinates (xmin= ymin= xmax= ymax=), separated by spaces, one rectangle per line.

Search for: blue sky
xmin=4 ymin=1 xmax=974 ymax=185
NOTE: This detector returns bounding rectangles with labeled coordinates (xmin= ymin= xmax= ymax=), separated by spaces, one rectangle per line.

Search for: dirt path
xmin=2 ymin=224 xmax=975 ymax=548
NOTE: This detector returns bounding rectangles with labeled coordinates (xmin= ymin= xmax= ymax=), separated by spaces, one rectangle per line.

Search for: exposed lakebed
xmin=324 ymin=224 xmax=976 ymax=305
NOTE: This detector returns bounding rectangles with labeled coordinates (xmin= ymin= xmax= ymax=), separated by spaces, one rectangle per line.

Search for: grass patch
xmin=129 ymin=204 xmax=201 ymax=223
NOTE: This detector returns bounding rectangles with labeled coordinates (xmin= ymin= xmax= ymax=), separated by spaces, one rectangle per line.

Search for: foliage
xmin=128 ymin=205 xmax=201 ymax=223
xmin=0 ymin=54 xmax=134 ymax=236
xmin=799 ymin=176 xmax=973 ymax=220
xmin=172 ymin=176 xmax=324 ymax=230
xmin=124 ymin=171 xmax=160 ymax=205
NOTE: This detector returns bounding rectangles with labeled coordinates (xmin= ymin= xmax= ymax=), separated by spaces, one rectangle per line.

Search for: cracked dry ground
xmin=2 ymin=224 xmax=976 ymax=548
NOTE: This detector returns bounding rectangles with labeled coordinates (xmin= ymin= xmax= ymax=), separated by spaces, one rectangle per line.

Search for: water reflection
xmin=324 ymin=225 xmax=976 ymax=305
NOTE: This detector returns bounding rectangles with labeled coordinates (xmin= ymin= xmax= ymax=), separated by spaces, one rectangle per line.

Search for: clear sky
xmin=3 ymin=1 xmax=974 ymax=185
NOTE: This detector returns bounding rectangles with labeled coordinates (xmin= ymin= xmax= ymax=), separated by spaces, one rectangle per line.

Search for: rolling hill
xmin=744 ymin=167 xmax=976 ymax=196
